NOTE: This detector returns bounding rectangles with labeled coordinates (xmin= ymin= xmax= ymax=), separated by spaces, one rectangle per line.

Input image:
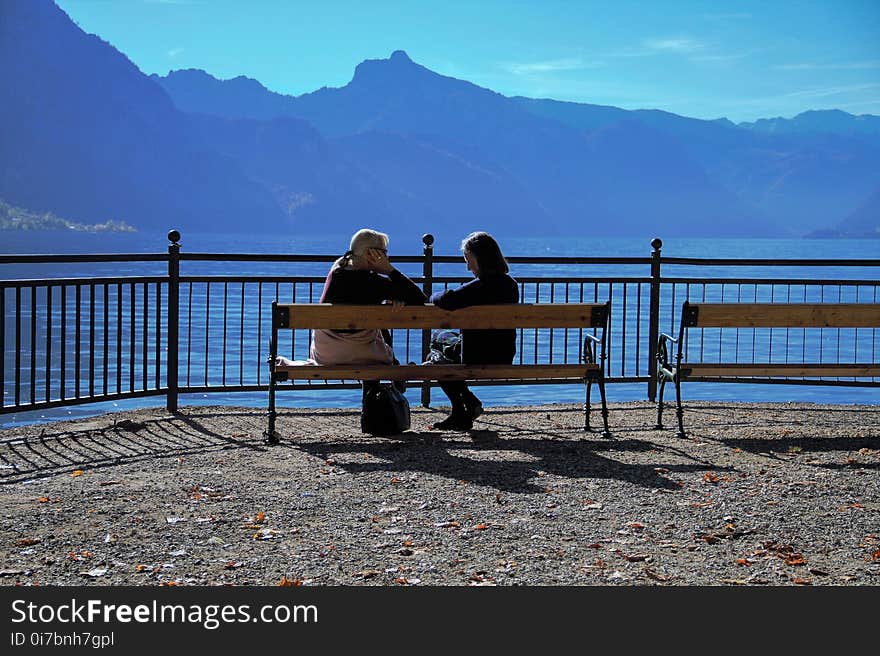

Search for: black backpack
xmin=361 ymin=383 xmax=411 ymax=436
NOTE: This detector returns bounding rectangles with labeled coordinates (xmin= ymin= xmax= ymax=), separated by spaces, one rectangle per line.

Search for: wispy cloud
xmin=167 ymin=48 xmax=184 ymax=58
xmin=691 ymin=51 xmax=752 ymax=63
xmin=505 ymin=58 xmax=603 ymax=75
xmin=779 ymin=83 xmax=880 ymax=99
xmin=643 ymin=38 xmax=704 ymax=53
xmin=611 ymin=37 xmax=705 ymax=58
xmin=775 ymin=61 xmax=880 ymax=71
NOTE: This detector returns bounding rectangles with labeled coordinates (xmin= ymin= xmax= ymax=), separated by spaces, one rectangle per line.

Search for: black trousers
xmin=438 ymin=381 xmax=479 ymax=410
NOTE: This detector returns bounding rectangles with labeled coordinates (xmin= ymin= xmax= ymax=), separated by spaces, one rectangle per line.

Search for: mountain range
xmin=1 ymin=0 xmax=878 ymax=239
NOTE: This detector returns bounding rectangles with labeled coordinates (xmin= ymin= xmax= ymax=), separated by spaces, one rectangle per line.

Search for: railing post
xmin=647 ymin=237 xmax=663 ymax=401
xmin=420 ymin=233 xmax=434 ymax=407
xmin=166 ymin=229 xmax=181 ymax=412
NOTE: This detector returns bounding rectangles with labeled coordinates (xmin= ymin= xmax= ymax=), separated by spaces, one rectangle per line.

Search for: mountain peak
xmin=390 ymin=49 xmax=412 ymax=63
xmin=350 ymin=50 xmax=427 ymax=87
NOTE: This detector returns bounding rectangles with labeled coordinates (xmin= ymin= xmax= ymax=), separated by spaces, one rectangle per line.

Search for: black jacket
xmin=430 ymin=274 xmax=519 ymax=364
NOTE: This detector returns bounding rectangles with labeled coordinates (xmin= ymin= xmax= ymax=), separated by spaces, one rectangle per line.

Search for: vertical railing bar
xmin=518 ymin=281 xmax=524 ymax=365
xmin=75 ymin=284 xmax=81 ymax=399
xmin=735 ymin=283 xmax=741 ymax=363
xmin=578 ymin=282 xmax=584 ymax=365
xmin=854 ymin=285 xmax=858 ymax=365
xmin=550 ymin=283 xmax=556 ymax=363
xmin=116 ymin=283 xmax=122 ymax=395
xmin=166 ymin=234 xmax=180 ymax=411
xmin=549 ymin=283 xmax=555 ymax=364
xmin=45 ymin=285 xmax=52 ymax=403
xmin=186 ymin=282 xmax=193 ymax=386
xmin=60 ymin=285 xmax=66 ymax=401
xmin=634 ymin=282 xmax=641 ymax=376
xmin=129 ymin=282 xmax=135 ymax=393
xmin=719 ymin=283 xmax=724 ymax=363
xmin=647 ymin=238 xmax=662 ymax=401
xmin=768 ymin=283 xmax=774 ymax=362
xmin=103 ymin=284 xmax=109 ymax=396
xmin=156 ymin=281 xmax=162 ymax=390
xmin=801 ymin=284 xmax=807 ymax=366
xmin=784 ymin=284 xmax=791 ymax=365
xmin=257 ymin=282 xmax=263 ymax=386
xmin=621 ymin=282 xmax=627 ymax=377
xmin=222 ymin=282 xmax=228 ymax=387
xmin=606 ymin=282 xmax=613 ymax=376
xmin=204 ymin=282 xmax=211 ymax=385
xmin=836 ymin=284 xmax=842 ymax=369
xmin=564 ymin=283 xmax=569 ymax=364
xmin=819 ymin=284 xmax=825 ymax=361
xmin=240 ymin=281 xmax=245 ymax=386
xmin=534 ymin=282 xmax=540 ymax=365
xmin=89 ymin=283 xmax=95 ymax=398
xmin=142 ymin=283 xmax=148 ymax=392
xmin=15 ymin=287 xmax=21 ymax=406
xmin=141 ymin=282 xmax=150 ymax=391
xmin=30 ymin=286 xmax=38 ymax=404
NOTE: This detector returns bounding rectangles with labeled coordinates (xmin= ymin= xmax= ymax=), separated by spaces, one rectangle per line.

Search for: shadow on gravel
xmin=720 ymin=434 xmax=880 ymax=466
xmin=0 ymin=413 xmax=266 ymax=484
xmin=299 ymin=429 xmax=731 ymax=493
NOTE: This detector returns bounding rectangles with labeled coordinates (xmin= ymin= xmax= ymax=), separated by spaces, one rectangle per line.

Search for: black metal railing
xmin=2 ymin=232 xmax=878 ymax=417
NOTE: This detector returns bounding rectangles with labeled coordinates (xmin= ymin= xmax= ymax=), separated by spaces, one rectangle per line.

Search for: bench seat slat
xmin=687 ymin=303 xmax=880 ymax=328
xmin=680 ymin=363 xmax=880 ymax=377
xmin=274 ymin=363 xmax=600 ymax=381
xmin=277 ymin=303 xmax=607 ymax=329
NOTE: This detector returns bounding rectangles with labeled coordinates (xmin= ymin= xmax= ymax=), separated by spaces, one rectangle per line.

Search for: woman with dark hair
xmin=429 ymin=231 xmax=519 ymax=430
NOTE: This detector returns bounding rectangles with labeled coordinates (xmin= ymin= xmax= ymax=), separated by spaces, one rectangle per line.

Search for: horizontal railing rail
xmin=2 ymin=232 xmax=878 ymax=417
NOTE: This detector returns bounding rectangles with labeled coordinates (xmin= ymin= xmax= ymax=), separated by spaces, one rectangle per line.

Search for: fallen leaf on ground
xmin=644 ymin=568 xmax=671 ymax=581
xmin=703 ymin=472 xmax=719 ymax=484
xmin=15 ymin=538 xmax=41 ymax=546
xmin=71 ymin=470 xmax=84 ymax=477
xmin=277 ymin=576 xmax=302 ymax=586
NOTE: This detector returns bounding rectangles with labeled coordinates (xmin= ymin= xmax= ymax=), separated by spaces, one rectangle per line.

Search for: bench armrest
xmin=582 ymin=332 xmax=606 ymax=366
xmin=658 ymin=332 xmax=678 ymax=344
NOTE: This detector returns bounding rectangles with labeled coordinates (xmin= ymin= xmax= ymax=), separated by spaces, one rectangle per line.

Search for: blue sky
xmin=55 ymin=0 xmax=880 ymax=123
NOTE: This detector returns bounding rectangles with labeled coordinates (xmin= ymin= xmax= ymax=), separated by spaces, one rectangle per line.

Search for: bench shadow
xmin=0 ymin=414 xmax=267 ymax=484
xmin=297 ymin=425 xmax=729 ymax=493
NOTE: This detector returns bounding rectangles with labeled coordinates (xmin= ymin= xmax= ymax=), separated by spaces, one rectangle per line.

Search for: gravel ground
xmin=1 ymin=400 xmax=878 ymax=587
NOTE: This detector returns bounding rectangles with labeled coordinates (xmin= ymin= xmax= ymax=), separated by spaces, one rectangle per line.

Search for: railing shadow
xmin=0 ymin=414 xmax=267 ymax=484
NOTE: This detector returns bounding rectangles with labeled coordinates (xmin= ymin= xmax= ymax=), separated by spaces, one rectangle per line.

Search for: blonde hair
xmin=334 ymin=228 xmax=389 ymax=269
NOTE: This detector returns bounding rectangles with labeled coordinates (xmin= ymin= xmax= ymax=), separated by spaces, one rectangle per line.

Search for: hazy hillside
xmin=0 ymin=0 xmax=283 ymax=235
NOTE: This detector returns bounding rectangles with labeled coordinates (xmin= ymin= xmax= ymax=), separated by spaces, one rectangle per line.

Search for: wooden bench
xmin=656 ymin=301 xmax=880 ymax=437
xmin=266 ymin=301 xmax=612 ymax=443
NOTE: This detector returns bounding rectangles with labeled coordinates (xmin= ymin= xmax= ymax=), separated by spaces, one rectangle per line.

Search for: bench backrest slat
xmin=275 ymin=303 xmax=609 ymax=330
xmin=682 ymin=303 xmax=880 ymax=329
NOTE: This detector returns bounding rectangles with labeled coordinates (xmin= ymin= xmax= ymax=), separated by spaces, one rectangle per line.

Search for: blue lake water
xmin=2 ymin=230 xmax=878 ymax=428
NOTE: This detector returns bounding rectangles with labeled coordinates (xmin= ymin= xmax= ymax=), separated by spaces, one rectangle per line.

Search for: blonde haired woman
xmin=307 ymin=228 xmax=426 ymax=365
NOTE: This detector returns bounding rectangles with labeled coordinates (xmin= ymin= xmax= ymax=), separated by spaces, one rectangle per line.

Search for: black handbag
xmin=361 ymin=383 xmax=411 ymax=436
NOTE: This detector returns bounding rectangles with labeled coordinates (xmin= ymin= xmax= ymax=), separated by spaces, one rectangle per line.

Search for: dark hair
xmin=460 ymin=231 xmax=508 ymax=276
